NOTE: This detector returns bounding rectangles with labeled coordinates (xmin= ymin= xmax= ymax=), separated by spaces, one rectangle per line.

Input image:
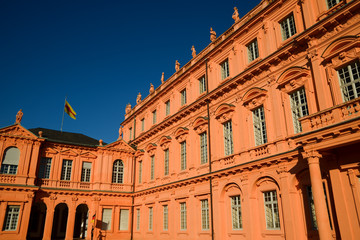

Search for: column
xmin=65 ymin=199 xmax=77 ymax=240
xmin=43 ymin=206 xmax=54 ymax=240
xmin=302 ymin=151 xmax=332 ymax=240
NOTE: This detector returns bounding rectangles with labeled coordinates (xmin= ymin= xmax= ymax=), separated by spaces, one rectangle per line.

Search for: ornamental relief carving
xmin=330 ymin=48 xmax=360 ymax=68
xmin=216 ymin=111 xmax=234 ymax=124
xmin=194 ymin=124 xmax=207 ymax=135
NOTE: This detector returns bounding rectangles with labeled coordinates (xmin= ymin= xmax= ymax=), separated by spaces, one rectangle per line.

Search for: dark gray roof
xmin=29 ymin=128 xmax=101 ymax=146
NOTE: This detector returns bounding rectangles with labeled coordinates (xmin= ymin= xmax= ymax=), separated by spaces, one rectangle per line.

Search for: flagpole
xmin=61 ymin=96 xmax=67 ymax=132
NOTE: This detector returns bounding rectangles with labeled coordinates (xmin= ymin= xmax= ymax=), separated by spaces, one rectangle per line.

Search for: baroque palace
xmin=1 ymin=0 xmax=360 ymax=239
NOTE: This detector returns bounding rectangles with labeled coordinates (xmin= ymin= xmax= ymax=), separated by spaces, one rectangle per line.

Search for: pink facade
xmin=1 ymin=0 xmax=360 ymax=239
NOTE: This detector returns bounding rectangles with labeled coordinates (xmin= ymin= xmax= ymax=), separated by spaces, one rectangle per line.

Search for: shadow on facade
xmin=26 ymin=202 xmax=46 ymax=240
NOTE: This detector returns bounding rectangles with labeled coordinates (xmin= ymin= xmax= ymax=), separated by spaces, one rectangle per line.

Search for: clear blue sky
xmin=1 ymin=0 xmax=257 ymax=143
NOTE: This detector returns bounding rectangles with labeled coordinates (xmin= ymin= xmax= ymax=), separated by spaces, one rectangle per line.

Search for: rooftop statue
xmin=191 ymin=45 xmax=196 ymax=58
xmin=125 ymin=103 xmax=131 ymax=114
xmin=175 ymin=60 xmax=180 ymax=71
xmin=118 ymin=126 xmax=123 ymax=140
xmin=210 ymin=27 xmax=216 ymax=42
xmin=149 ymin=83 xmax=155 ymax=94
xmin=15 ymin=109 xmax=23 ymax=124
xmin=161 ymin=72 xmax=164 ymax=83
xmin=136 ymin=92 xmax=142 ymax=104
xmin=232 ymin=7 xmax=240 ymax=22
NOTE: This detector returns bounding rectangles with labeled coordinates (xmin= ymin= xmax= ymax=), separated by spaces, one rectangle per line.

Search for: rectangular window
xmin=231 ymin=195 xmax=242 ymax=230
xmin=338 ymin=61 xmax=360 ymax=102
xmin=180 ymin=141 xmax=187 ymax=170
xmin=129 ymin=127 xmax=133 ymax=140
xmin=149 ymin=207 xmax=153 ymax=231
xmin=200 ymin=132 xmax=208 ymax=164
xmin=253 ymin=106 xmax=268 ymax=146
xmin=138 ymin=161 xmax=142 ymax=183
xmin=181 ymin=89 xmax=187 ymax=106
xmin=141 ymin=118 xmax=145 ymax=132
xmin=306 ymin=186 xmax=318 ymax=230
xmin=136 ymin=209 xmax=140 ymax=231
xmin=180 ymin=202 xmax=187 ymax=230
xmin=101 ymin=208 xmax=112 ymax=230
xmin=164 ymin=149 xmax=169 ymax=176
xmin=263 ymin=191 xmax=280 ymax=230
xmin=199 ymin=75 xmax=206 ymax=94
xmin=290 ymin=88 xmax=309 ymax=133
xmin=201 ymin=199 xmax=210 ymax=230
xmin=163 ymin=205 xmax=168 ymax=231
xmin=0 ymin=164 xmax=18 ymax=175
xmin=327 ymin=0 xmax=341 ymax=9
xmin=150 ymin=156 xmax=155 ymax=180
xmin=3 ymin=205 xmax=20 ymax=231
xmin=220 ymin=59 xmax=230 ymax=80
xmin=165 ymin=100 xmax=170 ymax=116
xmin=223 ymin=121 xmax=234 ymax=156
xmin=61 ymin=159 xmax=72 ymax=181
xmin=247 ymin=39 xmax=259 ymax=62
xmin=38 ymin=157 xmax=51 ymax=179
xmin=152 ymin=110 xmax=157 ymax=124
xmin=280 ymin=13 xmax=296 ymax=40
xmin=119 ymin=209 xmax=129 ymax=230
xmin=81 ymin=162 xmax=92 ymax=182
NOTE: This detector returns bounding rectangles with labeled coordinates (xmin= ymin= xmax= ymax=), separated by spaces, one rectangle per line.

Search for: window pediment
xmin=276 ymin=66 xmax=310 ymax=93
xmin=192 ymin=117 xmax=209 ymax=134
xmin=159 ymin=136 xmax=172 ymax=150
xmin=214 ymin=103 xmax=235 ymax=123
xmin=242 ymin=88 xmax=267 ymax=110
xmin=145 ymin=143 xmax=157 ymax=156
xmin=174 ymin=127 xmax=189 ymax=142
xmin=135 ymin=149 xmax=144 ymax=160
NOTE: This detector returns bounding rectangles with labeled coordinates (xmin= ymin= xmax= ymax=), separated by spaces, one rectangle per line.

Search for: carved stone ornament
xmin=301 ymin=150 xmax=322 ymax=160
xmin=161 ymin=72 xmax=164 ymax=83
xmin=214 ymin=103 xmax=235 ymax=124
xmin=276 ymin=66 xmax=310 ymax=93
xmin=136 ymin=92 xmax=142 ymax=104
xmin=174 ymin=127 xmax=189 ymax=142
xmin=192 ymin=117 xmax=209 ymax=134
xmin=145 ymin=143 xmax=157 ymax=156
xmin=210 ymin=27 xmax=216 ymax=42
xmin=242 ymin=88 xmax=267 ymax=110
xmin=118 ymin=126 xmax=123 ymax=140
xmin=159 ymin=136 xmax=172 ymax=150
xmin=232 ymin=7 xmax=239 ymax=23
xmin=149 ymin=83 xmax=155 ymax=94
xmin=175 ymin=60 xmax=180 ymax=71
xmin=191 ymin=45 xmax=196 ymax=58
xmin=125 ymin=103 xmax=131 ymax=114
xmin=15 ymin=109 xmax=23 ymax=124
xmin=135 ymin=149 xmax=144 ymax=160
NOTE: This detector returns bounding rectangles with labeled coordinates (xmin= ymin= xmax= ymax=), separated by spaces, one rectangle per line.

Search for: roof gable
xmin=103 ymin=139 xmax=135 ymax=152
xmin=0 ymin=124 xmax=38 ymax=139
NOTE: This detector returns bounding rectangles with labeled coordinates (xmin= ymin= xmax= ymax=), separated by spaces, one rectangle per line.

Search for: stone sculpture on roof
xmin=118 ymin=125 xmax=123 ymax=140
xmin=210 ymin=27 xmax=216 ymax=42
xmin=232 ymin=7 xmax=240 ymax=22
xmin=175 ymin=60 xmax=180 ymax=71
xmin=161 ymin=72 xmax=164 ymax=83
xmin=136 ymin=92 xmax=142 ymax=104
xmin=125 ymin=103 xmax=131 ymax=114
xmin=191 ymin=45 xmax=196 ymax=58
xmin=149 ymin=83 xmax=155 ymax=94
xmin=15 ymin=109 xmax=23 ymax=124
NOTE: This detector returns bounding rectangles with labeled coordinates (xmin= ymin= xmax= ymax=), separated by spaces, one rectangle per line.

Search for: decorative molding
xmin=276 ymin=66 xmax=310 ymax=93
xmin=174 ymin=127 xmax=189 ymax=142
xmin=242 ymin=88 xmax=267 ymax=110
xmin=192 ymin=117 xmax=209 ymax=134
xmin=214 ymin=103 xmax=235 ymax=123
xmin=159 ymin=136 xmax=172 ymax=150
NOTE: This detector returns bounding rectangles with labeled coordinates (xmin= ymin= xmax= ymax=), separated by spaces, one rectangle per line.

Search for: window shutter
xmin=2 ymin=147 xmax=20 ymax=165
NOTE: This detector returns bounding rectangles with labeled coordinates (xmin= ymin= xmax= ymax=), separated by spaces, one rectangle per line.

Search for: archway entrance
xmin=73 ymin=204 xmax=88 ymax=239
xmin=51 ymin=203 xmax=68 ymax=240
xmin=26 ymin=202 xmax=46 ymax=240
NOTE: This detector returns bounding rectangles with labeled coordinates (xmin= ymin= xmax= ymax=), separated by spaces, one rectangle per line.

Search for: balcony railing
xmin=300 ymin=98 xmax=360 ymax=132
xmin=0 ymin=174 xmax=16 ymax=184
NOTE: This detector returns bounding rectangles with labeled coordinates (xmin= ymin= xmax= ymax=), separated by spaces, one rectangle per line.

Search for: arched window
xmin=0 ymin=147 xmax=20 ymax=175
xmin=112 ymin=160 xmax=124 ymax=183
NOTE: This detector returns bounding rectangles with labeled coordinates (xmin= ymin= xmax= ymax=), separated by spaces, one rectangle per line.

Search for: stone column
xmin=302 ymin=151 xmax=332 ymax=240
xmin=42 ymin=206 xmax=54 ymax=240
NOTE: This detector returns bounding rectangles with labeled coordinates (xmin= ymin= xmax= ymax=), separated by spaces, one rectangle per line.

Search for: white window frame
xmin=180 ymin=202 xmax=187 ymax=230
xmin=199 ymin=75 xmax=206 ymax=94
xmin=81 ymin=162 xmax=92 ymax=182
xmin=150 ymin=156 xmax=155 ymax=180
xmin=327 ymin=0 xmax=341 ymax=9
xmin=253 ymin=106 xmax=267 ymax=146
xmin=220 ymin=59 xmax=230 ymax=80
xmin=280 ymin=13 xmax=297 ymax=40
xmin=181 ymin=89 xmax=187 ymax=106
xmin=164 ymin=149 xmax=169 ymax=176
xmin=223 ymin=121 xmax=234 ymax=156
xmin=112 ymin=160 xmax=124 ymax=183
xmin=290 ymin=87 xmax=309 ymax=133
xmin=165 ymin=100 xmax=170 ymax=116
xmin=263 ymin=190 xmax=280 ymax=230
xmin=152 ymin=110 xmax=157 ymax=124
xmin=200 ymin=132 xmax=208 ymax=164
xmin=201 ymin=199 xmax=210 ymax=230
xmin=163 ymin=205 xmax=168 ymax=231
xmin=0 ymin=147 xmax=20 ymax=175
xmin=180 ymin=141 xmax=186 ymax=170
xmin=38 ymin=157 xmax=51 ymax=179
xmin=149 ymin=207 xmax=153 ymax=231
xmin=3 ymin=205 xmax=20 ymax=231
xmin=247 ymin=39 xmax=259 ymax=63
xmin=61 ymin=159 xmax=72 ymax=181
xmin=231 ymin=195 xmax=242 ymax=230
xmin=337 ymin=61 xmax=360 ymax=102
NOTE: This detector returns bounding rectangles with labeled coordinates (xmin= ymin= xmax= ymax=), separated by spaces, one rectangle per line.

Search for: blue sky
xmin=1 ymin=0 xmax=257 ymax=143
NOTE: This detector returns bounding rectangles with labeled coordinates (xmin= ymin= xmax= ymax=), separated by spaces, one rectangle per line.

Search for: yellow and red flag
xmin=64 ymin=100 xmax=77 ymax=119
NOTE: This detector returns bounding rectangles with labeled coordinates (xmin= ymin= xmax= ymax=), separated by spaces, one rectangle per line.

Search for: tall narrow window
xmin=81 ymin=162 xmax=92 ymax=182
xmin=290 ymin=88 xmax=309 ymax=133
xmin=181 ymin=89 xmax=187 ymax=106
xmin=306 ymin=186 xmax=318 ymax=230
xmin=119 ymin=209 xmax=129 ymax=230
xmin=338 ymin=61 xmax=360 ymax=102
xmin=180 ymin=202 xmax=187 ymax=230
xmin=247 ymin=39 xmax=259 ymax=62
xmin=112 ymin=160 xmax=124 ymax=183
xmin=223 ymin=121 xmax=234 ymax=156
xmin=199 ymin=76 xmax=206 ymax=94
xmin=138 ymin=161 xmax=142 ymax=183
xmin=180 ymin=141 xmax=187 ymax=170
xmin=129 ymin=127 xmax=133 ymax=140
xmin=0 ymin=147 xmax=20 ymax=175
xmin=231 ymin=195 xmax=242 ymax=230
xmin=165 ymin=100 xmax=170 ymax=116
xmin=253 ymin=106 xmax=267 ymax=146
xmin=220 ymin=59 xmax=230 ymax=80
xmin=152 ymin=110 xmax=157 ymax=124
xmin=201 ymin=199 xmax=210 ymax=230
xmin=101 ymin=208 xmax=112 ymax=230
xmin=200 ymin=132 xmax=208 ymax=164
xmin=149 ymin=207 xmax=153 ymax=231
xmin=163 ymin=205 xmax=168 ymax=231
xmin=61 ymin=159 xmax=72 ymax=181
xmin=164 ymin=149 xmax=169 ymax=176
xmin=150 ymin=156 xmax=155 ymax=180
xmin=280 ymin=13 xmax=296 ymax=40
xmin=136 ymin=209 xmax=140 ymax=231
xmin=141 ymin=118 xmax=145 ymax=132
xmin=3 ymin=205 xmax=20 ymax=231
xmin=38 ymin=157 xmax=52 ymax=179
xmin=327 ymin=0 xmax=341 ymax=9
xmin=263 ymin=191 xmax=280 ymax=230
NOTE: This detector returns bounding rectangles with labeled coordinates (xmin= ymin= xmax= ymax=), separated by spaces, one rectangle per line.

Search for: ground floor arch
xmin=73 ymin=203 xmax=88 ymax=239
xmin=26 ymin=202 xmax=47 ymax=240
xmin=51 ymin=203 xmax=69 ymax=240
